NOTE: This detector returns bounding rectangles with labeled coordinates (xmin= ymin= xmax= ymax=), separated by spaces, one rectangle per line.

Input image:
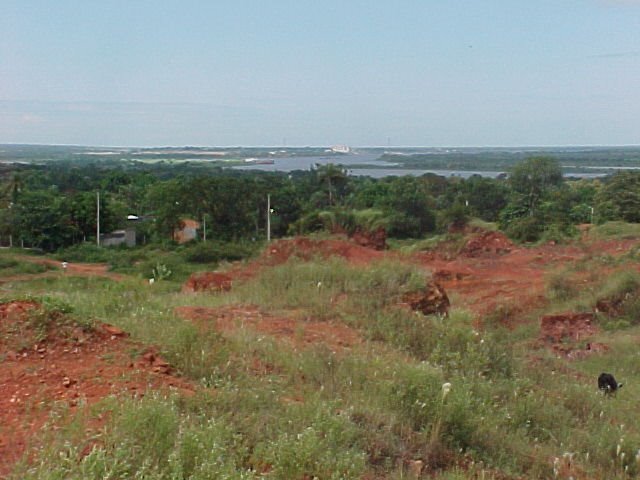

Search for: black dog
xmin=598 ymin=373 xmax=623 ymax=395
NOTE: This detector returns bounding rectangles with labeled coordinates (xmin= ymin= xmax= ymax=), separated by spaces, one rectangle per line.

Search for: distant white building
xmin=101 ymin=228 xmax=136 ymax=247
xmin=331 ymin=145 xmax=351 ymax=154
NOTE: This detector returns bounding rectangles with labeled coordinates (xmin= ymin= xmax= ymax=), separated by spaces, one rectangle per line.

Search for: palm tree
xmin=316 ymin=163 xmax=347 ymax=206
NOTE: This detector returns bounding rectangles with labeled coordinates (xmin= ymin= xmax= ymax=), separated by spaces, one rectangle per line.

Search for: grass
xmin=52 ymin=240 xmax=261 ymax=282
xmin=388 ymin=233 xmax=467 ymax=257
xmin=7 ymin=233 xmax=640 ymax=479
xmin=0 ymin=254 xmax=52 ymax=276
xmin=589 ymin=221 xmax=640 ymax=240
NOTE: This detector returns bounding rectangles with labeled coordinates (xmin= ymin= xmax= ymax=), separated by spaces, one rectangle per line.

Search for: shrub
xmin=504 ymin=216 xmax=544 ymax=242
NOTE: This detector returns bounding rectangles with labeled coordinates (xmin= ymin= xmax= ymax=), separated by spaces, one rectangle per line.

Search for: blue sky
xmin=1 ymin=0 xmax=640 ymax=146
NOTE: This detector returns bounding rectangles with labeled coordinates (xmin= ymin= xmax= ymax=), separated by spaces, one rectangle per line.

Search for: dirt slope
xmin=0 ymin=301 xmax=193 ymax=476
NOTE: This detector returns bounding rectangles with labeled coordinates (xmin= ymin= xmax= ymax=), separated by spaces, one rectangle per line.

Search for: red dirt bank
xmin=0 ymin=301 xmax=193 ymax=476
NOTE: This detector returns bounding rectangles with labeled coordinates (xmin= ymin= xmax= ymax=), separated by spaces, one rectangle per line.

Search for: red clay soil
xmin=538 ymin=311 xmax=608 ymax=359
xmin=175 ymin=305 xmax=361 ymax=352
xmin=350 ymin=227 xmax=387 ymax=251
xmin=224 ymin=237 xmax=385 ymax=282
xmin=0 ymin=301 xmax=193 ymax=477
xmin=182 ymin=272 xmax=233 ymax=293
xmin=262 ymin=237 xmax=385 ymax=266
xmin=413 ymin=236 xmax=640 ymax=322
xmin=539 ymin=312 xmax=598 ymax=343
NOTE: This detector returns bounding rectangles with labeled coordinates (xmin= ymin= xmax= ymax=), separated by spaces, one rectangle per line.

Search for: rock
xmin=461 ymin=231 xmax=514 ymax=258
xmin=140 ymin=349 xmax=172 ymax=374
xmin=182 ymin=272 xmax=233 ymax=293
xmin=101 ymin=324 xmax=127 ymax=337
xmin=402 ymin=282 xmax=450 ymax=316
xmin=62 ymin=377 xmax=76 ymax=388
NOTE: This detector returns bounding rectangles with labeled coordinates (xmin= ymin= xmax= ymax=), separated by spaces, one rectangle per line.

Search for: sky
xmin=1 ymin=0 xmax=640 ymax=147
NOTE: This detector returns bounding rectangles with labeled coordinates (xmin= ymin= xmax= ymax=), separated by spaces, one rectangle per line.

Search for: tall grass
xmin=8 ymin=246 xmax=640 ymax=479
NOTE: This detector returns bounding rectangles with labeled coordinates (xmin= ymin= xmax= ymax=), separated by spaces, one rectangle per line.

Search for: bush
xmin=504 ymin=216 xmax=544 ymax=242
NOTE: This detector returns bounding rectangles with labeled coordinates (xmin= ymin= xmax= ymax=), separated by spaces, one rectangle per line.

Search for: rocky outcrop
xmin=182 ymin=272 xmax=232 ymax=293
xmin=402 ymin=282 xmax=450 ymax=316
xmin=461 ymin=231 xmax=514 ymax=258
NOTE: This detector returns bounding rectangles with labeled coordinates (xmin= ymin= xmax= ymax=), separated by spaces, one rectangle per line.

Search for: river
xmin=232 ymin=154 xmax=609 ymax=179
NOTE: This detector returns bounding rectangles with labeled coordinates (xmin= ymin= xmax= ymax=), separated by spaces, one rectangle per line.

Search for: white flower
xmin=442 ymin=382 xmax=452 ymax=399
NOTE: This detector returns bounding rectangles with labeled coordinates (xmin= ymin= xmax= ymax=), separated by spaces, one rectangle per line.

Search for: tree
xmin=316 ymin=164 xmax=348 ymax=206
xmin=594 ymin=171 xmax=640 ymax=223
xmin=384 ymin=177 xmax=436 ymax=238
xmin=509 ymin=156 xmax=563 ymax=215
xmin=14 ymin=189 xmax=77 ymax=250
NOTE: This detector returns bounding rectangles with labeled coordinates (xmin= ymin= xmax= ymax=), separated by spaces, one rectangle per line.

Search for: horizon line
xmin=2 ymin=142 xmax=640 ymax=150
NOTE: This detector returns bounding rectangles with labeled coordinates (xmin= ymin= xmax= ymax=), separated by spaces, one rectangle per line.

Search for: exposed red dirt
xmin=182 ymin=272 xmax=233 ymax=293
xmin=175 ymin=305 xmax=361 ymax=352
xmin=262 ymin=237 xmax=385 ymax=266
xmin=3 ymin=255 xmax=126 ymax=283
xmin=224 ymin=237 xmax=385 ymax=282
xmin=540 ymin=312 xmax=598 ymax=343
xmin=401 ymin=281 xmax=450 ymax=316
xmin=350 ymin=227 xmax=387 ymax=251
xmin=413 ymin=236 xmax=640 ymax=321
xmin=538 ymin=312 xmax=609 ymax=359
xmin=0 ymin=300 xmax=193 ymax=476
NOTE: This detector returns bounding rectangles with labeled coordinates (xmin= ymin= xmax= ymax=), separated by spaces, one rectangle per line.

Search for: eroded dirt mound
xmin=594 ymin=289 xmax=638 ymax=317
xmin=538 ymin=311 xmax=606 ymax=358
xmin=540 ymin=312 xmax=598 ymax=343
xmin=350 ymin=227 xmax=387 ymax=251
xmin=262 ymin=237 xmax=384 ymax=266
xmin=461 ymin=231 xmax=514 ymax=258
xmin=401 ymin=282 xmax=450 ymax=316
xmin=182 ymin=272 xmax=233 ymax=293
xmin=0 ymin=300 xmax=192 ymax=475
xmin=0 ymin=300 xmax=39 ymax=321
xmin=175 ymin=304 xmax=361 ymax=352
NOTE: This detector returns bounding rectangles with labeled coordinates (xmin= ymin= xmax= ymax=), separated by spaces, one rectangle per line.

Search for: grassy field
xmin=2 ymin=231 xmax=640 ymax=479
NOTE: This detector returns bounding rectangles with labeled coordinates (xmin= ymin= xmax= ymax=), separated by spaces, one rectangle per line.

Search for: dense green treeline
xmin=1 ymin=157 xmax=639 ymax=251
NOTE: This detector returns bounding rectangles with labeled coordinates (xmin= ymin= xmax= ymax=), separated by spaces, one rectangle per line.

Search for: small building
xmin=173 ymin=218 xmax=200 ymax=244
xmin=101 ymin=228 xmax=136 ymax=247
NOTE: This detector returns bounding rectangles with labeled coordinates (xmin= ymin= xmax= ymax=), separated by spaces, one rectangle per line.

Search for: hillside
xmin=2 ymin=226 xmax=640 ymax=479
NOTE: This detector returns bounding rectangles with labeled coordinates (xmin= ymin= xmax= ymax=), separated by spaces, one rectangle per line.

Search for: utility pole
xmin=96 ymin=191 xmax=100 ymax=246
xmin=267 ymin=194 xmax=271 ymax=242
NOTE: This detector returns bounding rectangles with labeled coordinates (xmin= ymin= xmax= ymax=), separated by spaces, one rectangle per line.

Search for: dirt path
xmin=3 ymin=255 xmax=126 ymax=282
